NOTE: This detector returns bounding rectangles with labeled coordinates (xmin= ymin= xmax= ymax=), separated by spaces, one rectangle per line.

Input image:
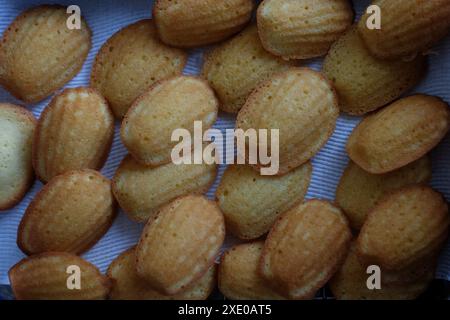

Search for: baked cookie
xmin=0 ymin=5 xmax=91 ymax=103
xmin=33 ymin=87 xmax=114 ymax=183
xmin=18 ymin=170 xmax=117 ymax=255
xmin=257 ymin=0 xmax=353 ymax=60
xmin=0 ymin=103 xmax=36 ymax=210
xmin=91 ymin=20 xmax=187 ymax=118
xmin=347 ymin=95 xmax=450 ymax=174
xmin=153 ymin=0 xmax=254 ymax=48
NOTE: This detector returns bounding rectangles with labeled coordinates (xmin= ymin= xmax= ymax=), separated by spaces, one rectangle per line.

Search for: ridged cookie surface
xmin=347 ymin=95 xmax=450 ymax=174
xmin=219 ymin=242 xmax=285 ymax=300
xmin=18 ymin=170 xmax=117 ymax=255
xmin=257 ymin=0 xmax=353 ymax=60
xmin=357 ymin=185 xmax=449 ymax=270
xmin=0 ymin=103 xmax=36 ymax=210
xmin=112 ymin=155 xmax=217 ymax=222
xmin=260 ymin=200 xmax=352 ymax=299
xmin=323 ymin=27 xmax=426 ymax=115
xmin=136 ymin=195 xmax=225 ymax=295
xmin=236 ymin=68 xmax=338 ymax=175
xmin=0 ymin=5 xmax=91 ymax=103
xmin=91 ymin=20 xmax=187 ymax=118
xmin=336 ymin=157 xmax=432 ymax=230
xmin=202 ymin=25 xmax=294 ymax=113
xmin=358 ymin=0 xmax=450 ymax=60
xmin=121 ymin=76 xmax=218 ymax=166
xmin=216 ymin=162 xmax=312 ymax=239
xmin=153 ymin=0 xmax=253 ymax=48
xmin=33 ymin=88 xmax=114 ymax=183
xmin=9 ymin=252 xmax=111 ymax=300
xmin=108 ymin=247 xmax=216 ymax=300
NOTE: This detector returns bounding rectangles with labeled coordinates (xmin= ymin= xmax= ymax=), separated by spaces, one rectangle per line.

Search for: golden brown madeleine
xmin=382 ymin=253 xmax=438 ymax=286
xmin=0 ymin=5 xmax=91 ymax=103
xmin=121 ymin=76 xmax=218 ymax=166
xmin=257 ymin=0 xmax=353 ymax=60
xmin=260 ymin=200 xmax=352 ymax=299
xmin=236 ymin=68 xmax=338 ymax=175
xmin=112 ymin=155 xmax=217 ymax=222
xmin=322 ymin=27 xmax=426 ymax=115
xmin=347 ymin=95 xmax=450 ymax=174
xmin=358 ymin=0 xmax=450 ymax=60
xmin=216 ymin=163 xmax=312 ymax=239
xmin=136 ymin=195 xmax=225 ymax=295
xmin=357 ymin=185 xmax=449 ymax=271
xmin=9 ymin=252 xmax=111 ymax=300
xmin=33 ymin=88 xmax=114 ymax=183
xmin=108 ymin=247 xmax=216 ymax=300
xmin=91 ymin=20 xmax=187 ymax=118
xmin=218 ymin=242 xmax=285 ymax=300
xmin=336 ymin=157 xmax=432 ymax=230
xmin=0 ymin=103 xmax=36 ymax=210
xmin=153 ymin=0 xmax=254 ymax=48
xmin=18 ymin=170 xmax=117 ymax=255
xmin=202 ymin=25 xmax=295 ymax=113
xmin=329 ymin=243 xmax=433 ymax=300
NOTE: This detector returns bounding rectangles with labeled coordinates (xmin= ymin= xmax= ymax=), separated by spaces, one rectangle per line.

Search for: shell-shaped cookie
xmin=18 ymin=170 xmax=117 ymax=255
xmin=358 ymin=0 xmax=450 ymax=60
xmin=9 ymin=252 xmax=111 ymax=300
xmin=91 ymin=20 xmax=187 ymax=118
xmin=236 ymin=68 xmax=338 ymax=175
xmin=108 ymin=247 xmax=216 ymax=300
xmin=336 ymin=157 xmax=431 ymax=230
xmin=112 ymin=155 xmax=217 ymax=222
xmin=257 ymin=0 xmax=354 ymax=60
xmin=357 ymin=185 xmax=449 ymax=271
xmin=260 ymin=200 xmax=352 ymax=299
xmin=153 ymin=0 xmax=254 ymax=48
xmin=218 ymin=242 xmax=285 ymax=300
xmin=329 ymin=243 xmax=433 ymax=300
xmin=216 ymin=162 xmax=312 ymax=239
xmin=347 ymin=95 xmax=450 ymax=174
xmin=0 ymin=5 xmax=91 ymax=103
xmin=136 ymin=195 xmax=225 ymax=295
xmin=202 ymin=25 xmax=295 ymax=113
xmin=0 ymin=103 xmax=36 ymax=210
xmin=323 ymin=27 xmax=427 ymax=115
xmin=33 ymin=88 xmax=114 ymax=183
xmin=121 ymin=76 xmax=218 ymax=166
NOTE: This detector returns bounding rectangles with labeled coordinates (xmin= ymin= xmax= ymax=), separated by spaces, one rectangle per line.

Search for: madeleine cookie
xmin=347 ymin=95 xmax=450 ymax=174
xmin=108 ymin=247 xmax=216 ymax=300
xmin=202 ymin=25 xmax=295 ymax=113
xmin=322 ymin=27 xmax=426 ymax=115
xmin=0 ymin=103 xmax=36 ymax=210
xmin=121 ymin=76 xmax=218 ymax=166
xmin=216 ymin=162 xmax=312 ymax=239
xmin=112 ymin=155 xmax=217 ymax=222
xmin=219 ymin=242 xmax=285 ymax=300
xmin=260 ymin=200 xmax=352 ymax=299
xmin=257 ymin=0 xmax=353 ymax=60
xmin=153 ymin=0 xmax=254 ymax=48
xmin=336 ymin=157 xmax=432 ymax=230
xmin=0 ymin=5 xmax=91 ymax=103
xmin=357 ymin=185 xmax=449 ymax=271
xmin=91 ymin=20 xmax=187 ymax=118
xmin=18 ymin=170 xmax=117 ymax=255
xmin=358 ymin=0 xmax=450 ymax=60
xmin=329 ymin=243 xmax=433 ymax=300
xmin=9 ymin=252 xmax=111 ymax=300
xmin=236 ymin=68 xmax=338 ymax=175
xmin=136 ymin=195 xmax=225 ymax=295
xmin=33 ymin=88 xmax=114 ymax=183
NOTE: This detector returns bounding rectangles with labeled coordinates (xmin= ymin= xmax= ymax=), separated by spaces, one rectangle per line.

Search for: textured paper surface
xmin=0 ymin=0 xmax=449 ymax=285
